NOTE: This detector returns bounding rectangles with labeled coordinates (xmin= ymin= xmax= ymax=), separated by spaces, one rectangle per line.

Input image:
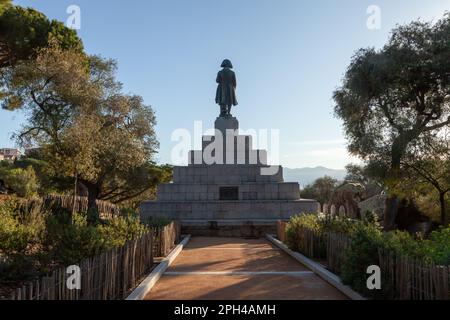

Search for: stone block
xmin=207 ymin=193 xmax=215 ymax=200
xmin=243 ymin=186 xmax=251 ymax=193
xmin=158 ymin=192 xmax=168 ymax=201
xmin=257 ymin=192 xmax=266 ymax=200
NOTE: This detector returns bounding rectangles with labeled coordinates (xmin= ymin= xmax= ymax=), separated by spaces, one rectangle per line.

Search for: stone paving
xmin=145 ymin=237 xmax=347 ymax=300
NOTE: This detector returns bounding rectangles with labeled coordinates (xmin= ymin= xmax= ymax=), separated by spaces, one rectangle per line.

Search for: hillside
xmin=283 ymin=166 xmax=347 ymax=187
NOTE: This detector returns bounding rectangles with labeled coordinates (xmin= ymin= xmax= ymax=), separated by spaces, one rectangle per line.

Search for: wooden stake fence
xmin=278 ymin=222 xmax=450 ymax=300
xmin=18 ymin=195 xmax=121 ymax=219
xmin=152 ymin=221 xmax=181 ymax=257
xmin=379 ymin=250 xmax=450 ymax=300
xmin=10 ymin=221 xmax=181 ymax=300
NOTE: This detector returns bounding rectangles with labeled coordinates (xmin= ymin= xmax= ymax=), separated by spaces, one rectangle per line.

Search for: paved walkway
xmin=145 ymin=237 xmax=347 ymax=300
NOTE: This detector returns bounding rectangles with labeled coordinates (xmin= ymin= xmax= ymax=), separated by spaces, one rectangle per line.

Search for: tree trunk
xmin=85 ymin=182 xmax=100 ymax=225
xmin=72 ymin=172 xmax=78 ymax=219
xmin=439 ymin=193 xmax=447 ymax=226
xmin=384 ymin=146 xmax=403 ymax=230
xmin=384 ymin=196 xmax=399 ymax=230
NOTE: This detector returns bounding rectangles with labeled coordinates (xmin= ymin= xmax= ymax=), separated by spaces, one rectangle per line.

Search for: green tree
xmin=400 ymin=134 xmax=450 ymax=225
xmin=1 ymin=166 xmax=39 ymax=197
xmin=345 ymin=164 xmax=370 ymax=186
xmin=334 ymin=15 xmax=450 ymax=229
xmin=52 ymin=92 xmax=159 ymax=220
xmin=0 ymin=0 xmax=11 ymax=11
xmin=0 ymin=4 xmax=83 ymax=69
xmin=300 ymin=176 xmax=338 ymax=204
xmin=2 ymin=43 xmax=160 ymax=222
xmin=345 ymin=163 xmax=383 ymax=199
xmin=99 ymin=163 xmax=173 ymax=206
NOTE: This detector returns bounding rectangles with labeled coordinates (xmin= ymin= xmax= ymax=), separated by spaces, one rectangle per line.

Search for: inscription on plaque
xmin=219 ymin=187 xmax=239 ymax=200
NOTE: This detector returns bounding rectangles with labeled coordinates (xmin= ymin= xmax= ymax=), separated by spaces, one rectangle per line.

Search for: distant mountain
xmin=283 ymin=166 xmax=347 ymax=187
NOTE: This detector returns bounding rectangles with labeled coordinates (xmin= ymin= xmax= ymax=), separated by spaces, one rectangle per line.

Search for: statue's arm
xmin=216 ymin=73 xmax=221 ymax=84
xmin=232 ymin=72 xmax=237 ymax=88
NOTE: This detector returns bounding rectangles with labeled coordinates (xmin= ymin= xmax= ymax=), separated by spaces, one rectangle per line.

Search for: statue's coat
xmin=215 ymin=68 xmax=238 ymax=107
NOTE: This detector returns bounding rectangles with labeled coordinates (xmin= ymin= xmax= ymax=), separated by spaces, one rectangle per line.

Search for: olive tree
xmin=334 ymin=14 xmax=450 ymax=229
xmin=1 ymin=44 xmax=160 ymax=223
xmin=401 ymin=133 xmax=450 ymax=225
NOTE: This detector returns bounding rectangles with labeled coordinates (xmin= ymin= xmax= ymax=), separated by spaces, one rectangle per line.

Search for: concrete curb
xmin=265 ymin=234 xmax=366 ymax=300
xmin=126 ymin=234 xmax=192 ymax=300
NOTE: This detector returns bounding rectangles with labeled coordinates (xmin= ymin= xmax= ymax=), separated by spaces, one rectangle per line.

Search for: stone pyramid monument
xmin=141 ymin=60 xmax=318 ymax=236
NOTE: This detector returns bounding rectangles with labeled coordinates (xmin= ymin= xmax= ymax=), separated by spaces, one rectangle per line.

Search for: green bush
xmin=45 ymin=210 xmax=148 ymax=265
xmin=2 ymin=166 xmax=39 ymax=198
xmin=285 ymin=215 xmax=318 ymax=251
xmin=0 ymin=206 xmax=35 ymax=254
xmin=0 ymin=198 xmax=46 ymax=279
xmin=0 ymin=199 xmax=152 ymax=280
xmin=340 ymin=221 xmax=384 ymax=298
xmin=44 ymin=212 xmax=105 ymax=266
xmin=98 ymin=209 xmax=148 ymax=248
xmin=284 ymin=214 xmax=450 ymax=299
xmin=144 ymin=215 xmax=171 ymax=228
xmin=285 ymin=214 xmax=358 ymax=250
xmin=382 ymin=230 xmax=422 ymax=258
xmin=421 ymin=227 xmax=450 ymax=265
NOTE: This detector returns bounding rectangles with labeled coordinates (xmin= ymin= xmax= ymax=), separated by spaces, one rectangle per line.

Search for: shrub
xmin=284 ymin=213 xmax=450 ymax=299
xmin=2 ymin=166 xmax=39 ymax=198
xmin=43 ymin=208 xmax=150 ymax=265
xmin=145 ymin=215 xmax=171 ymax=228
xmin=285 ymin=215 xmax=318 ymax=251
xmin=382 ymin=230 xmax=423 ymax=258
xmin=98 ymin=209 xmax=148 ymax=248
xmin=0 ymin=198 xmax=45 ymax=279
xmin=285 ymin=214 xmax=359 ymax=248
xmin=43 ymin=212 xmax=105 ymax=266
xmin=0 ymin=197 xmax=157 ymax=282
xmin=0 ymin=206 xmax=34 ymax=254
xmin=340 ymin=221 xmax=383 ymax=298
xmin=421 ymin=226 xmax=450 ymax=265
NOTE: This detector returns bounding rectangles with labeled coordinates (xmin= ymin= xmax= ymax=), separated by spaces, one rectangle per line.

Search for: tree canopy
xmin=300 ymin=176 xmax=339 ymax=205
xmin=1 ymin=41 xmax=164 ymax=222
xmin=334 ymin=14 xmax=450 ymax=228
xmin=399 ymin=132 xmax=450 ymax=225
xmin=0 ymin=4 xmax=83 ymax=69
xmin=0 ymin=0 xmax=11 ymax=12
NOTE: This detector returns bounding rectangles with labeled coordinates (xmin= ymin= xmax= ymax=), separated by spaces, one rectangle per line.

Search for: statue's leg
xmin=227 ymin=105 xmax=232 ymax=116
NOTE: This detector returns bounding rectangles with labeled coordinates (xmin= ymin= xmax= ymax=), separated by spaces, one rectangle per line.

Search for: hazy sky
xmin=1 ymin=0 xmax=449 ymax=169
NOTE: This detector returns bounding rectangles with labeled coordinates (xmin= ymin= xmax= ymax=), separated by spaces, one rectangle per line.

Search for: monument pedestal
xmin=214 ymin=116 xmax=239 ymax=135
xmin=141 ymin=116 xmax=319 ymax=236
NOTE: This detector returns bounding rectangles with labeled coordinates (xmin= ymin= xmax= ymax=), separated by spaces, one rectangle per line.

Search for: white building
xmin=0 ymin=148 xmax=21 ymax=161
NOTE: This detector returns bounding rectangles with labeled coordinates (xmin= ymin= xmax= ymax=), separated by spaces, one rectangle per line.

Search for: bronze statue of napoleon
xmin=215 ymin=59 xmax=238 ymax=117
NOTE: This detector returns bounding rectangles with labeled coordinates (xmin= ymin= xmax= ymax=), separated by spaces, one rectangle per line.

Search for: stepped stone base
xmin=180 ymin=220 xmax=278 ymax=238
xmin=141 ymin=199 xmax=318 ymax=220
xmin=140 ymin=116 xmax=319 ymax=231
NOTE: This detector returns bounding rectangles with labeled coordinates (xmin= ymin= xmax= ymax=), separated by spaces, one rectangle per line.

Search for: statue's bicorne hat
xmin=221 ymin=59 xmax=233 ymax=68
